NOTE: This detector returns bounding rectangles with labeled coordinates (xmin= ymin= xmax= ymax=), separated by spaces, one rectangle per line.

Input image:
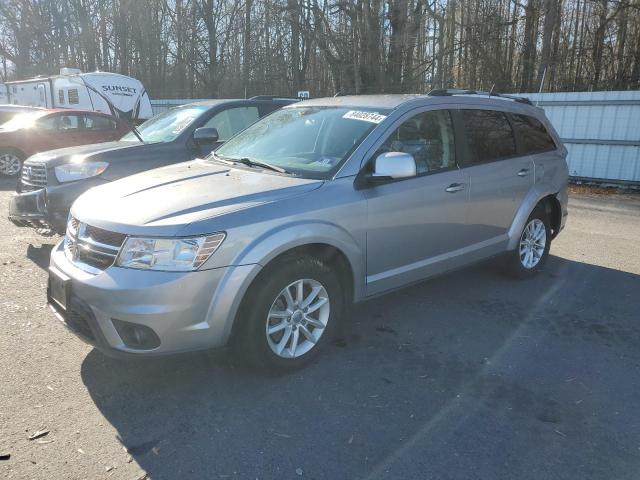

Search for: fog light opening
xmin=112 ymin=319 xmax=161 ymax=350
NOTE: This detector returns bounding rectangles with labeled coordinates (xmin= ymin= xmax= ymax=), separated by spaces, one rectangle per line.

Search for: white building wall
xmin=520 ymin=91 xmax=640 ymax=183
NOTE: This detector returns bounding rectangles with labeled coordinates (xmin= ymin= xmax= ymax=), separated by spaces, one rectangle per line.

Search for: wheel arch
xmin=507 ymin=186 xmax=562 ymax=250
xmin=208 ymin=222 xmax=364 ymax=347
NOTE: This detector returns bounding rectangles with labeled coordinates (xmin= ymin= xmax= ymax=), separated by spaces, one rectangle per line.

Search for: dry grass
xmin=568 ymin=183 xmax=638 ymax=196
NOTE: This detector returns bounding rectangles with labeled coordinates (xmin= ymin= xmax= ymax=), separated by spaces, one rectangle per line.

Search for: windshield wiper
xmin=127 ymin=121 xmax=144 ymax=143
xmin=219 ymin=155 xmax=290 ymax=174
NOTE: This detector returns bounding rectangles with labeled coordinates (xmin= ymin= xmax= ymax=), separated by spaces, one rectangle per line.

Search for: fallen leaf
xmin=0 ymin=453 xmax=10 ymax=461
xmin=77 ymin=448 xmax=85 ymax=454
xmin=28 ymin=430 xmax=49 ymax=441
xmin=296 ymin=467 xmax=303 ymax=476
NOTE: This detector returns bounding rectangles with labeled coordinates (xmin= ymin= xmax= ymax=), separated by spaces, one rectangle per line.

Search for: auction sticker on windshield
xmin=342 ymin=110 xmax=387 ymax=124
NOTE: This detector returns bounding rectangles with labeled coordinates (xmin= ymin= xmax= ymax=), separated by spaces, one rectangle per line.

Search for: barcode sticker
xmin=342 ymin=110 xmax=387 ymax=124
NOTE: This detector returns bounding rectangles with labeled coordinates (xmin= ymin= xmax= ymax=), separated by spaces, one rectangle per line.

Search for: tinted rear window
xmin=461 ymin=110 xmax=516 ymax=163
xmin=511 ymin=114 xmax=556 ymax=154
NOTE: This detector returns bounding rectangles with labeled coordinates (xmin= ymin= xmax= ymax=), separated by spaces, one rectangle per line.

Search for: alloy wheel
xmin=265 ymin=278 xmax=330 ymax=359
xmin=519 ymin=218 xmax=547 ymax=269
xmin=0 ymin=153 xmax=21 ymax=176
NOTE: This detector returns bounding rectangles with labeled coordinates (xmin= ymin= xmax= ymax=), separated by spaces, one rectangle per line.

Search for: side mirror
xmin=368 ymin=152 xmax=416 ymax=182
xmin=193 ymin=127 xmax=219 ymax=145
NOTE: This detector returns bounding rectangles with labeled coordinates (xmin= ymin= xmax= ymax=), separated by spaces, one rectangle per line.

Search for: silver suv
xmin=47 ymin=90 xmax=568 ymax=370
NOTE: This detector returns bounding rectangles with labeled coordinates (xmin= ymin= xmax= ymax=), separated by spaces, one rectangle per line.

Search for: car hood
xmin=25 ymin=140 xmax=156 ymax=167
xmin=72 ymin=159 xmax=323 ymax=236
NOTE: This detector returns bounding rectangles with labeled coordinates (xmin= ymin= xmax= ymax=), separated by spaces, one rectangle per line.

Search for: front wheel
xmin=233 ymin=256 xmax=343 ymax=372
xmin=505 ymin=204 xmax=551 ymax=278
xmin=0 ymin=150 xmax=24 ymax=177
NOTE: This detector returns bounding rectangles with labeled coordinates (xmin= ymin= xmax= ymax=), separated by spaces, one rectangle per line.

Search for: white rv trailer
xmin=1 ymin=68 xmax=152 ymax=121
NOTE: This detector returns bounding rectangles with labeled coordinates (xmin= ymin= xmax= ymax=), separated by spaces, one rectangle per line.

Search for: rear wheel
xmin=505 ymin=204 xmax=551 ymax=278
xmin=0 ymin=150 xmax=23 ymax=177
xmin=233 ymin=255 xmax=343 ymax=372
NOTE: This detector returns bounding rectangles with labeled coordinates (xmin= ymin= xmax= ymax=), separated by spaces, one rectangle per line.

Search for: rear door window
xmin=511 ymin=114 xmax=556 ymax=154
xmin=84 ymin=114 xmax=116 ymax=130
xmin=461 ymin=110 xmax=516 ymax=163
xmin=203 ymin=106 xmax=260 ymax=142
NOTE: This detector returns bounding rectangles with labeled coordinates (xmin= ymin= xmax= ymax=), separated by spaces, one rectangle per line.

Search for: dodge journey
xmin=47 ymin=90 xmax=569 ymax=370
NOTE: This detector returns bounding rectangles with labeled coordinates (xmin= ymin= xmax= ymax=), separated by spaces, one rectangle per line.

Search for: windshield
xmin=121 ymin=105 xmax=209 ymax=142
xmin=214 ymin=106 xmax=389 ymax=178
xmin=0 ymin=111 xmax=47 ymax=130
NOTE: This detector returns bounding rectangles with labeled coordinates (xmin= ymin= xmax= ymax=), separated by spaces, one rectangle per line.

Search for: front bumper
xmin=48 ymin=240 xmax=259 ymax=358
xmin=9 ymin=179 xmax=104 ymax=233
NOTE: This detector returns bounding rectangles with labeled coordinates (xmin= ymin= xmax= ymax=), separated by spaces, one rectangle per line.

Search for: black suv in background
xmin=9 ymin=97 xmax=296 ymax=233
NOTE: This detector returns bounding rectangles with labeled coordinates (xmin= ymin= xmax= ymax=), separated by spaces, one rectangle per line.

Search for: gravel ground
xmin=1 ymin=177 xmax=639 ymax=480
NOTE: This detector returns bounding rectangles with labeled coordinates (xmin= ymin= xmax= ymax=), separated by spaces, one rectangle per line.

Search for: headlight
xmin=55 ymin=161 xmax=108 ymax=183
xmin=116 ymin=233 xmax=226 ymax=271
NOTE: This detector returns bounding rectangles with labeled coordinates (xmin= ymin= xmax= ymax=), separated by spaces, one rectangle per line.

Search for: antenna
xmin=536 ymin=67 xmax=547 ymax=107
xmin=489 ymin=84 xmax=496 ymax=97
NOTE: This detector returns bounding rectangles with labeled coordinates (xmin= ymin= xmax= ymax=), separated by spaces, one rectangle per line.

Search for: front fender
xmin=234 ymin=220 xmax=364 ymax=297
xmin=204 ymin=221 xmax=365 ymax=346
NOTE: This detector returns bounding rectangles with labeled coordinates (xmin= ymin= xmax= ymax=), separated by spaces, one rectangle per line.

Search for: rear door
xmin=455 ymin=108 xmax=534 ymax=252
xmin=56 ymin=113 xmax=87 ymax=147
xmin=363 ymin=108 xmax=469 ymax=296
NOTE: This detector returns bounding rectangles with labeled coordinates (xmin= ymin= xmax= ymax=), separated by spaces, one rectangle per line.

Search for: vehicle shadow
xmin=80 ymin=256 xmax=640 ymax=479
xmin=0 ymin=176 xmax=17 ymax=191
xmin=26 ymin=243 xmax=55 ymax=270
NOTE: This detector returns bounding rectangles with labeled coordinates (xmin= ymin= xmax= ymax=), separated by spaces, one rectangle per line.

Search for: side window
xmin=58 ymin=89 xmax=65 ymax=105
xmin=68 ymin=89 xmax=79 ymax=105
xmin=511 ymin=114 xmax=556 ymax=154
xmin=36 ymin=115 xmax=59 ymax=131
xmin=375 ymin=109 xmax=456 ymax=174
xmin=461 ymin=110 xmax=516 ymax=163
xmin=203 ymin=106 xmax=259 ymax=142
xmin=84 ymin=115 xmax=116 ymax=130
xmin=57 ymin=114 xmax=83 ymax=131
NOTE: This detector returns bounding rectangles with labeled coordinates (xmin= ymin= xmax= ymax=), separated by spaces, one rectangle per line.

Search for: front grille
xmin=64 ymin=217 xmax=126 ymax=273
xmin=85 ymin=224 xmax=127 ymax=247
xmin=20 ymin=162 xmax=47 ymax=191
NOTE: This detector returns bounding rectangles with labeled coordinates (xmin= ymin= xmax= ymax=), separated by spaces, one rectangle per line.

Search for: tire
xmin=0 ymin=149 xmax=24 ymax=177
xmin=505 ymin=204 xmax=551 ymax=278
xmin=232 ymin=255 xmax=344 ymax=372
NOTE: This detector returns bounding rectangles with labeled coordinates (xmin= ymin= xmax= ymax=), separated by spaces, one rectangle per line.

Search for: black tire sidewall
xmin=235 ymin=256 xmax=344 ymax=371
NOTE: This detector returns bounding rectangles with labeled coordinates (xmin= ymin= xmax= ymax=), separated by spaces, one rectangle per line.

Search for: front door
xmin=363 ymin=108 xmax=469 ymax=296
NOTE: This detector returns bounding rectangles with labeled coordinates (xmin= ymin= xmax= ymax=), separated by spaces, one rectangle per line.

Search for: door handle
xmin=517 ymin=168 xmax=530 ymax=177
xmin=445 ymin=183 xmax=465 ymax=193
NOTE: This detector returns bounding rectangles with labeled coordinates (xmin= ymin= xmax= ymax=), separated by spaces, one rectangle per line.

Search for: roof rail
xmin=249 ymin=95 xmax=299 ymax=101
xmin=428 ymin=88 xmax=533 ymax=105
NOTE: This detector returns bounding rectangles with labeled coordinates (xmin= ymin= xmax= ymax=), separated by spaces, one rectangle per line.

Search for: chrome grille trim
xmin=20 ymin=162 xmax=47 ymax=191
xmin=64 ymin=217 xmax=127 ymax=274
